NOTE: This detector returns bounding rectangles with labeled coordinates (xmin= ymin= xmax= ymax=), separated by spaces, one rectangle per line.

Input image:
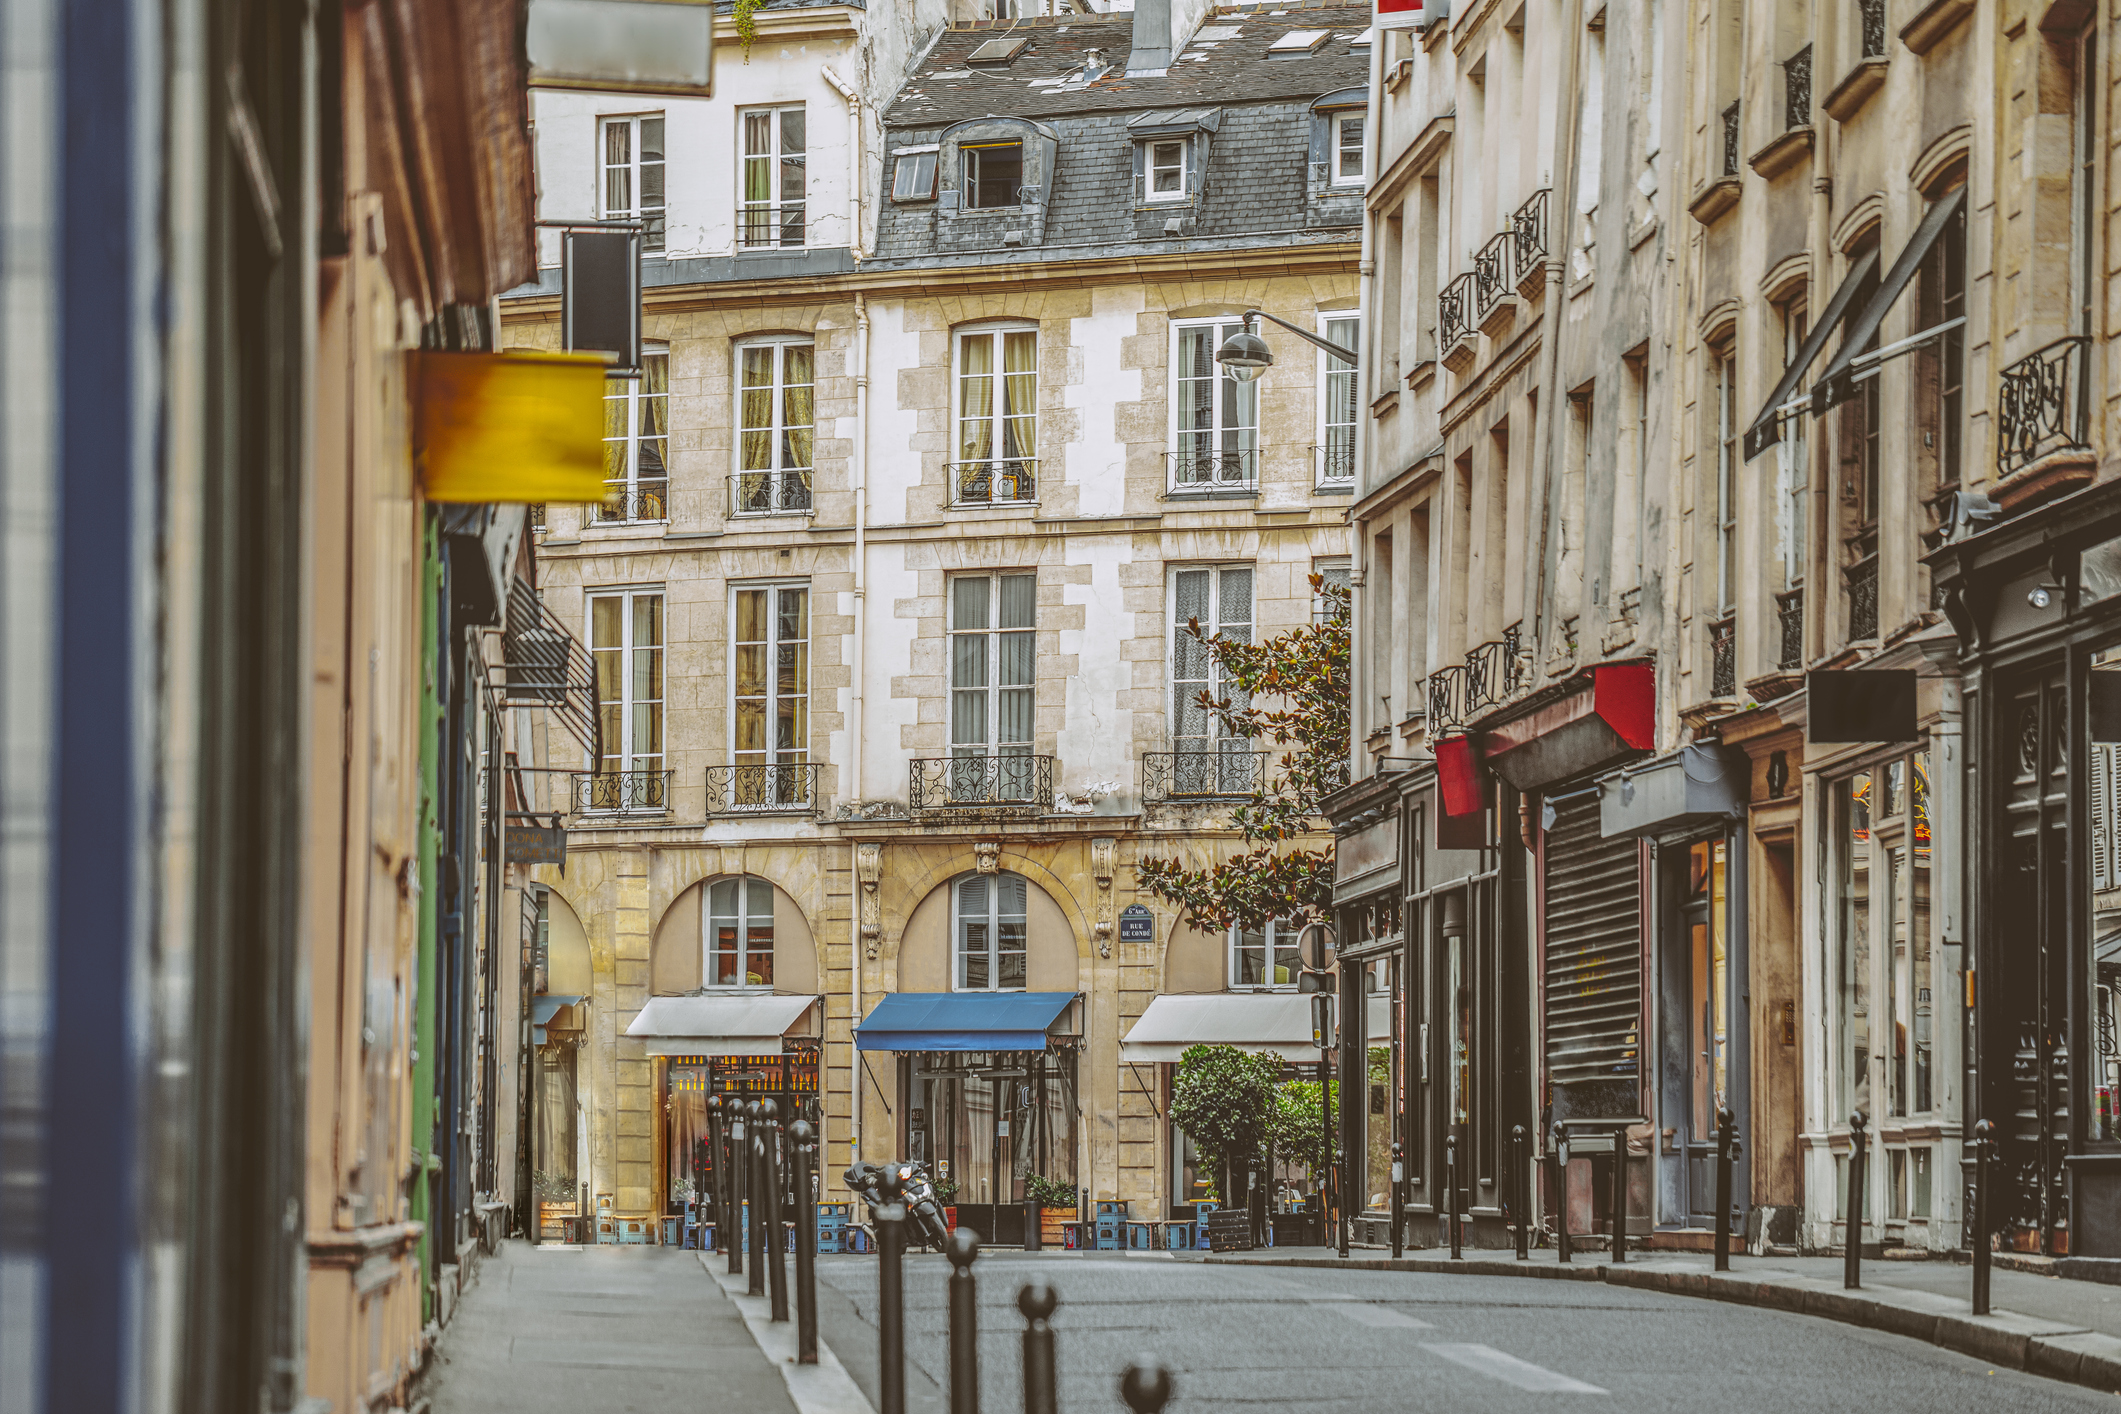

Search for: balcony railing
xmin=706 ymin=763 xmax=821 ymax=816
xmin=730 ymin=469 xmax=814 ymax=516
xmin=1776 ymin=588 xmax=1804 ymax=670
xmin=1463 ymin=638 xmax=1509 ymax=714
xmin=1784 ymin=45 xmax=1812 ymax=130
xmin=499 ymin=577 xmax=600 ymax=764
xmin=1710 ymin=616 xmax=1736 ymax=698
xmin=1474 ymin=231 xmax=1515 ymax=317
xmin=1860 ymin=0 xmax=1887 ymax=57
xmin=592 ymin=482 xmax=670 ymax=524
xmin=952 ymin=458 xmax=1039 ymax=505
xmin=1847 ymin=555 xmax=1880 ymax=642
xmin=909 ymin=754 xmax=1055 ymax=816
xmin=572 ymin=769 xmax=673 ymax=815
xmin=1996 ymin=336 xmax=2092 ymax=479
xmin=1427 ymin=664 xmax=1467 ymax=734
xmin=1168 ymin=447 xmax=1258 ymax=492
xmin=1721 ymin=102 xmax=1741 ymax=177
xmin=1439 ymin=272 xmax=1477 ymax=352
xmin=1142 ymin=750 xmax=1269 ymax=802
xmin=1312 ymin=441 xmax=1356 ymax=485
xmin=1513 ymin=188 xmax=1550 ymax=273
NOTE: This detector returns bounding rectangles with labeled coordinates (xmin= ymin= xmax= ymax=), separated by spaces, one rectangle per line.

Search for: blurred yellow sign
xmin=415 ymin=351 xmax=607 ymax=503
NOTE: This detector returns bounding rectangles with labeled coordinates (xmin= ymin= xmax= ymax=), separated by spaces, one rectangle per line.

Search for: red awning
xmin=1479 ymin=664 xmax=1654 ymax=792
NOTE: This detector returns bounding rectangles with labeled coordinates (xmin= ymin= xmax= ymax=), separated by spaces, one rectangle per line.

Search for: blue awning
xmin=532 ymin=993 xmax=585 ymax=1045
xmin=854 ymin=991 xmax=1079 ymax=1053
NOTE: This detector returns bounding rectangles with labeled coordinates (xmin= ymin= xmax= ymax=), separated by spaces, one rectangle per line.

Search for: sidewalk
xmin=1204 ymin=1245 xmax=2121 ymax=1394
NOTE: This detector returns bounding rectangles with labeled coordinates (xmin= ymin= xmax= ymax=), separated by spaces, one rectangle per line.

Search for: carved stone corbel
xmin=974 ymin=841 xmax=1000 ymax=874
xmin=1091 ymin=836 xmax=1116 ymax=955
xmin=857 ymin=843 xmax=882 ymax=957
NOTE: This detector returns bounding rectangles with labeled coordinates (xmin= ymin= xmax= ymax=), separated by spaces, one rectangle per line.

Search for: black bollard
xmin=1552 ymin=1123 xmax=1571 ymax=1263
xmin=1390 ymin=1141 xmax=1404 ymax=1259
xmin=947 ymin=1230 xmax=980 ymax=1414
xmin=1118 ymin=1358 xmax=1175 ymax=1414
xmin=1971 ymin=1118 xmax=1993 ymax=1315
xmin=1845 ymin=1110 xmax=1868 ymax=1290
xmin=729 ymin=1102 xmax=747 ymax=1275
xmin=789 ymin=1119 xmax=819 ymax=1364
xmin=1512 ymin=1126 xmax=1529 ymax=1261
xmin=877 ymin=1165 xmax=908 ymax=1414
xmin=749 ymin=1101 xmax=770 ymax=1295
xmin=1249 ymin=1155 xmax=1266 ymax=1249
xmin=706 ymin=1096 xmax=724 ymax=1252
xmin=1018 ymin=1284 xmax=1059 ymax=1414
xmin=762 ymin=1099 xmax=790 ymax=1322
xmin=1607 ymin=1135 xmax=1626 ymax=1264
xmin=1445 ymin=1129 xmax=1460 ymax=1260
xmin=1713 ymin=1106 xmax=1738 ymax=1273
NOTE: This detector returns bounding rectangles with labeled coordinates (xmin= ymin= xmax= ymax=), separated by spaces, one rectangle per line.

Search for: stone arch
xmin=898 ymin=868 xmax=1079 ymax=993
xmin=545 ymin=888 xmax=593 ymax=997
xmin=878 ymin=845 xmax=1096 ymax=980
xmin=649 ymin=874 xmax=818 ymax=995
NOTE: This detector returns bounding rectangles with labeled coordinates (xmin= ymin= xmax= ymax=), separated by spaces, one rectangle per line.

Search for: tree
xmin=1136 ymin=577 xmax=1349 ymax=933
xmin=1168 ymin=1044 xmax=1281 ymax=1201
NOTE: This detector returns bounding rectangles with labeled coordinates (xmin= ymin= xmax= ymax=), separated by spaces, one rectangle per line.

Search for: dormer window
xmin=963 ymin=142 xmax=1024 ymax=209
xmin=1147 ymin=140 xmax=1188 ymax=201
xmin=893 ymin=145 xmax=939 ymax=202
xmin=1334 ymin=112 xmax=1365 ymax=185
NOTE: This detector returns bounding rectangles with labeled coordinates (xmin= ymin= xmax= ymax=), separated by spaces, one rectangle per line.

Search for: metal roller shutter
xmin=1543 ymin=793 xmax=1641 ymax=1104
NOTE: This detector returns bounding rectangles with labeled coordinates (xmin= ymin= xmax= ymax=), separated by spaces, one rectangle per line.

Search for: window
xmin=735 ymin=340 xmax=814 ymax=514
xmin=955 ymin=871 xmax=1028 ymax=990
xmin=598 ymin=349 xmax=669 ymax=523
xmin=1714 ymin=346 xmax=1737 ymax=613
xmin=892 ymin=146 xmax=939 ymax=201
xmin=1171 ymin=565 xmax=1253 ymax=773
xmin=741 ymin=106 xmax=806 ymax=248
xmin=732 ymin=583 xmax=809 ymax=806
xmin=706 ymin=877 xmax=775 ymax=987
xmin=1831 ymin=751 xmax=1935 ymax=1131
xmin=601 ymin=114 xmax=666 ymax=252
xmin=955 ymin=326 xmax=1038 ymax=503
xmin=1775 ymin=298 xmax=1809 ymax=594
xmin=1146 ymin=139 xmax=1188 ymax=201
xmin=1312 ymin=558 xmax=1352 ymax=623
xmin=1230 ymin=919 xmax=1300 ymax=988
xmin=1172 ymin=321 xmax=1258 ymax=489
xmin=1334 ymin=111 xmax=1365 ymax=184
xmin=962 ymin=141 xmax=1024 ymax=209
xmin=1319 ymin=314 xmax=1359 ymax=485
xmin=1914 ymin=185 xmax=1967 ymax=503
xmin=588 ymin=591 xmax=665 ymax=811
xmin=950 ymin=574 xmax=1037 ymax=800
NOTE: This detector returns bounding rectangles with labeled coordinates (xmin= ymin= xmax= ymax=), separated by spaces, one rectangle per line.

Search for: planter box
xmin=1039 ymin=1206 xmax=1078 ymax=1247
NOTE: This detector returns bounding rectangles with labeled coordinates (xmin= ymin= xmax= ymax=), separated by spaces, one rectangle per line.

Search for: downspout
xmin=849 ymin=290 xmax=870 ymax=1168
xmin=1349 ymin=29 xmax=1385 ymax=782
xmin=822 ymin=64 xmax=862 ymax=261
xmin=1531 ymin=0 xmax=1585 ymax=672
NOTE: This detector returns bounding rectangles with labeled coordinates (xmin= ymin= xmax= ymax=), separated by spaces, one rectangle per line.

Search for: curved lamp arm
xmin=1244 ymin=309 xmax=1360 ymax=364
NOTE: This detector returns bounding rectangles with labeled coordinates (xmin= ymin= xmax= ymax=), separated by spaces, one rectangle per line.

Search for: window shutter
xmin=1132 ymin=142 xmax=1145 ymax=202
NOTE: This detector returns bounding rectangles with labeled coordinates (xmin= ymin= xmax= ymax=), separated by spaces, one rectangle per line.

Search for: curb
xmin=1205 ymin=1254 xmax=2121 ymax=1397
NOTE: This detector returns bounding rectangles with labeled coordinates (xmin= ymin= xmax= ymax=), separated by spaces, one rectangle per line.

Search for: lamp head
xmin=1214 ymin=327 xmax=1272 ymax=382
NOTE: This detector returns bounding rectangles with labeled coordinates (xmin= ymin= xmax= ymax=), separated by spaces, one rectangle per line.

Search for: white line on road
xmin=703 ymin=1254 xmax=877 ymax=1414
xmin=1329 ymin=1304 xmax=1434 ymax=1329
xmin=1422 ymin=1343 xmax=1607 ymax=1393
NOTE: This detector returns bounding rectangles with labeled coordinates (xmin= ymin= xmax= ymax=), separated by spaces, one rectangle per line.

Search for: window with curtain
xmin=732 ymin=583 xmax=809 ymax=806
xmin=1171 ymin=565 xmax=1253 ymax=794
xmin=1714 ymin=346 xmax=1737 ymax=615
xmin=1229 ymin=919 xmax=1299 ymax=988
xmin=1775 ymin=298 xmax=1809 ymax=596
xmin=706 ymin=876 xmax=776 ymax=987
xmin=600 ymin=114 xmax=666 ymax=252
xmin=956 ymin=871 xmax=1029 ymax=990
xmin=741 ymin=106 xmax=806 ymax=248
xmin=1172 ymin=321 xmax=1258 ymax=490
xmin=736 ymin=341 xmax=814 ymax=515
xmin=1312 ymin=558 xmax=1351 ymax=623
xmin=1319 ymin=315 xmax=1359 ymax=485
xmin=1334 ymin=111 xmax=1365 ymax=184
xmin=588 ymin=591 xmax=664 ymax=811
xmin=950 ymin=573 xmax=1036 ymax=801
xmin=598 ymin=349 xmax=669 ymax=523
xmin=955 ymin=327 xmax=1038 ymax=503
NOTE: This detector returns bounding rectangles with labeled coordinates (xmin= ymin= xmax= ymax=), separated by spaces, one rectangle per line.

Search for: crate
xmin=661 ymin=1216 xmax=683 ymax=1247
xmin=1126 ymin=1222 xmax=1155 ymax=1250
xmin=613 ymin=1213 xmax=655 ymax=1245
xmin=816 ymin=1202 xmax=850 ymax=1255
xmin=844 ymin=1226 xmax=873 ymax=1253
xmin=1163 ymin=1222 xmax=1193 ymax=1250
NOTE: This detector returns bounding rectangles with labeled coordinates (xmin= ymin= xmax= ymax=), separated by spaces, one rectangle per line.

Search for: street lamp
xmin=1213 ymin=309 xmax=1361 ymax=382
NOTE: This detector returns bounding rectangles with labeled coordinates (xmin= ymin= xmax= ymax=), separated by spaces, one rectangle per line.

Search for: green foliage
xmin=535 ymin=1169 xmax=579 ymax=1202
xmin=1136 ymin=577 xmax=1350 ymax=933
xmin=1169 ymin=1044 xmax=1282 ymax=1177
xmin=932 ymin=1177 xmax=959 ymax=1205
xmin=733 ymin=0 xmax=760 ymax=56
xmin=1023 ymin=1174 xmax=1079 ymax=1209
xmin=1266 ymin=1048 xmax=1392 ymax=1176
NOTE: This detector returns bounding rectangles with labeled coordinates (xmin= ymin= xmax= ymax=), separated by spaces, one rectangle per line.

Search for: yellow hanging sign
xmin=415 ymin=350 xmax=608 ymax=504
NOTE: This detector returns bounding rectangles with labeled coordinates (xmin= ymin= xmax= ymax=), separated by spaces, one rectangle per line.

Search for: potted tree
xmin=933 ymin=1176 xmax=959 ymax=1233
xmin=1026 ymin=1174 xmax=1079 ymax=1247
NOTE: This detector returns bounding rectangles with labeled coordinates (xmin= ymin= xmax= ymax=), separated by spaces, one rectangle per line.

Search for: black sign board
xmin=562 ymin=229 xmax=642 ymax=374
xmin=1118 ymin=904 xmax=1155 ymax=943
xmin=1807 ymin=669 xmax=1916 ymax=743
xmin=507 ymin=822 xmax=567 ymax=866
xmin=1202 ymin=1208 xmax=1254 ymax=1252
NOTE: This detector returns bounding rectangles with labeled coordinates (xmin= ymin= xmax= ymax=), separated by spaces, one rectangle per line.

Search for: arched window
xmin=706 ymin=877 xmax=775 ymax=987
xmin=954 ymin=871 xmax=1027 ymax=990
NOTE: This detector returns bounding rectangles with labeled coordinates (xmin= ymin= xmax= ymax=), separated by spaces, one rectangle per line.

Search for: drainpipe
xmin=1349 ymin=28 xmax=1384 ymax=783
xmin=849 ymin=290 xmax=870 ymax=1168
xmin=1531 ymin=0 xmax=1586 ymax=671
xmin=822 ymin=65 xmax=863 ymax=260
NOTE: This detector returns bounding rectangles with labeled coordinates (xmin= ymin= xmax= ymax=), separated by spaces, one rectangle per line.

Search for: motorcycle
xmin=843 ymin=1160 xmax=952 ymax=1251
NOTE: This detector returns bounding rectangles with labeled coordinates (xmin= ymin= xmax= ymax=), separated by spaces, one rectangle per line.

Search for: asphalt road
xmin=816 ymin=1252 xmax=2111 ymax=1413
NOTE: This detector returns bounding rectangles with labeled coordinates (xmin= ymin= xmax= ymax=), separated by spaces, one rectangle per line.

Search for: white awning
xmin=1119 ymin=993 xmax=1392 ymax=1064
xmin=625 ymin=994 xmax=821 ymax=1057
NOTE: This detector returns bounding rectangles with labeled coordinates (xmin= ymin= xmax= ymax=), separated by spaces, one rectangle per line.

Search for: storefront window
xmin=1835 ymin=772 xmax=1873 ymax=1119
xmin=1684 ymin=840 xmax=1730 ymax=1135
xmin=916 ymin=1049 xmax=1077 ymax=1210
xmin=2089 ymin=649 xmax=2121 ymax=1140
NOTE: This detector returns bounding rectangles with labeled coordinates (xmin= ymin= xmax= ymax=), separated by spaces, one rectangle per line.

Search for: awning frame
xmin=1811 ymin=186 xmax=1968 ymax=415
xmin=1741 ymin=246 xmax=1879 ymax=461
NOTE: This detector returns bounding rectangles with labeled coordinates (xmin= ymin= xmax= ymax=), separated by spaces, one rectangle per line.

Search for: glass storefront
xmin=664 ymin=1047 xmax=820 ymax=1215
xmin=909 ymin=1047 xmax=1077 ymax=1210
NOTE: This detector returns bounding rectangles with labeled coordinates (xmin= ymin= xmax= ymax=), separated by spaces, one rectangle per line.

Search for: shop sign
xmin=708 ymin=1049 xmax=820 ymax=1094
xmin=1119 ymin=904 xmax=1155 ymax=943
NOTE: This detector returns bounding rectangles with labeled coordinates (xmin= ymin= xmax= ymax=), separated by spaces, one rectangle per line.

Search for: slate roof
xmin=882 ymin=4 xmax=1373 ymax=128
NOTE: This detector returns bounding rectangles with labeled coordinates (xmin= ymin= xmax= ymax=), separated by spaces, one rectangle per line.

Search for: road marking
xmin=1422 ymin=1344 xmax=1607 ymax=1393
xmin=1330 ymin=1304 xmax=1434 ymax=1329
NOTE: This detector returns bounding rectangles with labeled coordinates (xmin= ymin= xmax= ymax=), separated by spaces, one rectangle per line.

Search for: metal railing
xmin=1312 ymin=441 xmax=1356 ymax=484
xmin=1711 ymin=616 xmax=1736 ymax=698
xmin=572 ymin=769 xmax=674 ymax=815
xmin=1167 ymin=448 xmax=1258 ymax=491
xmin=1439 ymin=272 xmax=1476 ymax=352
xmin=529 ymin=504 xmax=547 ymax=531
xmin=1721 ymin=102 xmax=1741 ymax=177
xmin=1427 ymin=664 xmax=1467 ymax=735
xmin=1474 ymin=232 xmax=1515 ymax=317
xmin=952 ymin=458 xmax=1039 ymax=505
xmin=1860 ymin=0 xmax=1887 ymax=57
xmin=499 ymin=577 xmax=600 ymax=765
xmin=730 ymin=469 xmax=814 ymax=516
xmin=1777 ymin=588 xmax=1804 ymax=670
xmin=592 ymin=483 xmax=670 ymax=524
xmin=1784 ymin=46 xmax=1812 ymax=130
xmin=706 ymin=763 xmax=821 ymax=815
xmin=1463 ymin=638 xmax=1509 ymax=714
xmin=1847 ymin=555 xmax=1880 ymax=642
xmin=1996 ymin=336 xmax=2092 ymax=478
xmin=1512 ymin=188 xmax=1550 ymax=273
xmin=1142 ymin=750 xmax=1268 ymax=802
xmin=909 ymin=754 xmax=1055 ymax=815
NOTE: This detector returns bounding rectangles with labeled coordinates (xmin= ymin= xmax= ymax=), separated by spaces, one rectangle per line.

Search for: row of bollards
xmin=703 ymin=1094 xmax=822 ymax=1363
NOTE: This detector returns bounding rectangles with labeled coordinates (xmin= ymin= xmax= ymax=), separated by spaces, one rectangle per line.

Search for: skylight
xmin=1267 ymin=28 xmax=1329 ymax=54
xmin=968 ymin=36 xmax=1030 ymax=64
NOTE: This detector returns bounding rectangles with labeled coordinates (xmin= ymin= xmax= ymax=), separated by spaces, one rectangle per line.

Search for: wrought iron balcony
xmin=952 ymin=458 xmax=1039 ymax=505
xmin=1847 ymin=555 xmax=1880 ymax=642
xmin=1312 ymin=441 xmax=1356 ymax=485
xmin=1721 ymin=102 xmax=1741 ymax=177
xmin=706 ymin=763 xmax=821 ymax=815
xmin=1997 ymin=336 xmax=2092 ymax=479
xmin=499 ymin=577 xmax=600 ymax=764
xmin=730 ymin=469 xmax=814 ymax=516
xmin=1777 ymin=589 xmax=1805 ymax=671
xmin=529 ymin=504 xmax=546 ymax=531
xmin=1512 ymin=188 xmax=1550 ymax=272
xmin=1463 ymin=638 xmax=1508 ymax=713
xmin=1860 ymin=0 xmax=1887 ymax=57
xmin=592 ymin=482 xmax=670 ymax=524
xmin=909 ymin=754 xmax=1055 ymax=816
xmin=1474 ymin=232 xmax=1515 ymax=317
xmin=1142 ymin=750 xmax=1269 ymax=802
xmin=1710 ymin=616 xmax=1736 ymax=698
xmin=572 ymin=769 xmax=673 ymax=815
xmin=1784 ymin=45 xmax=1812 ymax=130
xmin=1439 ymin=272 xmax=1477 ymax=353
xmin=1167 ymin=447 xmax=1258 ymax=492
xmin=1427 ymin=664 xmax=1467 ymax=734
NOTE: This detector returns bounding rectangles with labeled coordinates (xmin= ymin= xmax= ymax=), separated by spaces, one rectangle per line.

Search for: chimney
xmin=1127 ymin=0 xmax=1171 ymax=71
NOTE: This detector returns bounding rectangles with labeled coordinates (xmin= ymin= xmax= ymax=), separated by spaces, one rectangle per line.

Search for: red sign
xmin=1376 ymin=0 xmax=1423 ymax=28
